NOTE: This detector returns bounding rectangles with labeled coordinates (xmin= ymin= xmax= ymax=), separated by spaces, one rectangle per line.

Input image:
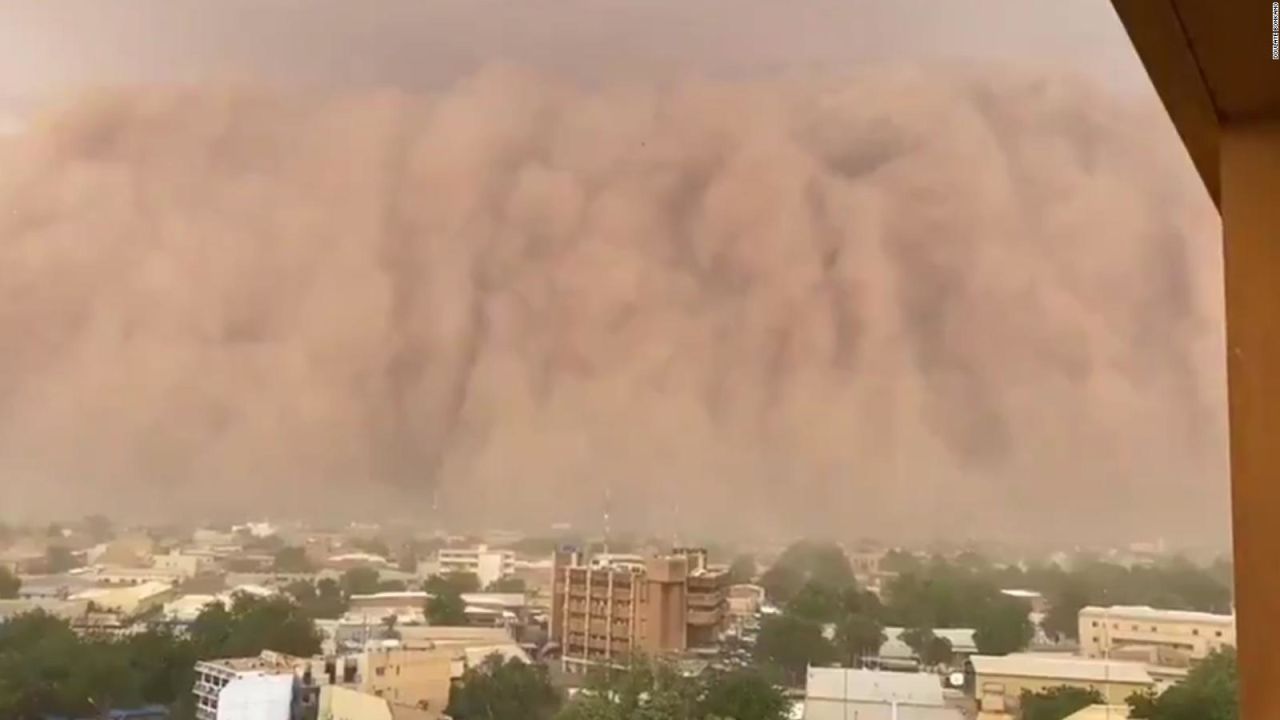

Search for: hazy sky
xmin=0 ymin=0 xmax=1146 ymax=98
xmin=0 ymin=1 xmax=1228 ymax=547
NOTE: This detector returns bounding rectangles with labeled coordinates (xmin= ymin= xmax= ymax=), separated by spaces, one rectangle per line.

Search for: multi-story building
xmin=550 ymin=547 xmax=729 ymax=673
xmin=192 ymin=652 xmax=302 ymax=720
xmin=1078 ymin=605 xmax=1236 ymax=665
xmin=970 ymin=654 xmax=1155 ymax=713
xmin=436 ymin=546 xmax=515 ymax=588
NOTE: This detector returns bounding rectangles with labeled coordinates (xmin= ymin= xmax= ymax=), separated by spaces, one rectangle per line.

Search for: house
xmin=803 ymin=667 xmax=963 ymax=720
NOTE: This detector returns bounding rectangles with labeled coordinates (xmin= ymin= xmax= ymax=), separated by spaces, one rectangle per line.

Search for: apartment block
xmin=192 ymin=652 xmax=301 ymax=720
xmin=550 ymin=547 xmax=728 ymax=672
xmin=1078 ymin=605 xmax=1235 ymax=665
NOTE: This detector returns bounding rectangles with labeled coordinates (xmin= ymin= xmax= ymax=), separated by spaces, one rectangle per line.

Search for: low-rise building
xmin=803 ymin=667 xmax=962 ymax=720
xmin=437 ymin=546 xmax=515 ymax=588
xmin=319 ymin=685 xmax=438 ymax=720
xmin=1078 ymin=606 xmax=1235 ymax=664
xmin=0 ymin=598 xmax=90 ymax=624
xmin=192 ymin=652 xmax=302 ymax=720
xmin=969 ymin=654 xmax=1154 ymax=714
xmin=152 ymin=551 xmax=214 ymax=579
xmin=72 ymin=581 xmax=175 ymax=617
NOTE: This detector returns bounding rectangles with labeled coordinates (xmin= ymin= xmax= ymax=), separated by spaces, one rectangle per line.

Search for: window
xmin=1152 ymin=626 xmax=1158 ymax=632
xmin=1193 ymin=629 xmax=1200 ymax=636
xmin=375 ymin=667 xmax=386 ymax=677
xmin=1132 ymin=624 xmax=1139 ymax=631
xmin=1091 ymin=621 xmax=1099 ymax=628
xmin=1216 ymin=631 xmax=1223 ymax=637
xmin=1113 ymin=623 xmax=1119 ymax=629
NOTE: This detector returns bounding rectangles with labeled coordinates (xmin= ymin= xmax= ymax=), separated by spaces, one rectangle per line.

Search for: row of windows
xmin=1088 ymin=620 xmax=1225 ymax=638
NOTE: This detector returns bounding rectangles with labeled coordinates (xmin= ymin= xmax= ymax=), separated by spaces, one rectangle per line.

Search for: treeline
xmin=446 ymin=654 xmax=791 ymax=720
xmin=0 ymin=594 xmax=319 ymax=720
xmin=747 ymin=541 xmax=1232 ymax=684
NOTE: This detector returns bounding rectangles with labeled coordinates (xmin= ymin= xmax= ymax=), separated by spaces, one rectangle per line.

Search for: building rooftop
xmin=970 ymin=654 xmax=1154 ymax=685
xmin=199 ymin=650 xmax=303 ymax=675
xmin=1079 ymin=605 xmax=1235 ymax=625
xmin=805 ymin=668 xmax=945 ymax=706
xmin=1080 ymin=604 xmax=1228 ymax=622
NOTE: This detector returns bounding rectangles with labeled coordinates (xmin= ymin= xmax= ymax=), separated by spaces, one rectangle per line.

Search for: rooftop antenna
xmin=602 ymin=479 xmax=612 ymax=555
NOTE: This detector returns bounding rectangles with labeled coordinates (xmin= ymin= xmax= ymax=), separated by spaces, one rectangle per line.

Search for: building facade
xmin=1078 ymin=606 xmax=1235 ymax=664
xmin=436 ymin=546 xmax=515 ymax=588
xmin=969 ymin=654 xmax=1154 ymax=714
xmin=550 ymin=547 xmax=728 ymax=672
xmin=192 ymin=653 xmax=299 ymax=720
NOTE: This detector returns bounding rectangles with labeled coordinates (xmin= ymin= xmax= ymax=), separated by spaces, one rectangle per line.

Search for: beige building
xmin=319 ymin=686 xmax=439 ymax=720
xmin=1078 ymin=606 xmax=1235 ymax=665
xmin=551 ymin=547 xmax=728 ymax=672
xmin=970 ymin=654 xmax=1154 ymax=715
xmin=1063 ymin=706 xmax=1130 ymax=720
xmin=358 ymin=644 xmax=454 ymax=713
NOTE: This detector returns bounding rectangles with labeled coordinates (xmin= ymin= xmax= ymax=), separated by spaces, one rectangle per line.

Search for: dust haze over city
xmin=0 ymin=0 xmax=1227 ymax=548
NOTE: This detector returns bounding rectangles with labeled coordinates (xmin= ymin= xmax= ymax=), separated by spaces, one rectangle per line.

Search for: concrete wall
xmin=975 ymin=673 xmax=1150 ymax=711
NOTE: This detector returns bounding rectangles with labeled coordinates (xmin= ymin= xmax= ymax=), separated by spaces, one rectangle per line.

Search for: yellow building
xmin=970 ymin=654 xmax=1153 ymax=716
xmin=319 ymin=685 xmax=440 ymax=720
xmin=356 ymin=644 xmax=455 ymax=714
xmin=1078 ymin=606 xmax=1235 ymax=664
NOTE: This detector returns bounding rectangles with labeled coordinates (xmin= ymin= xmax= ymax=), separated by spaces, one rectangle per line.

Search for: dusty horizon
xmin=0 ymin=64 xmax=1226 ymax=547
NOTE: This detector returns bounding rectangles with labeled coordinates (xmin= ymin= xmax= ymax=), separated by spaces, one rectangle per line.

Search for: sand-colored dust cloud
xmin=0 ymin=66 xmax=1226 ymax=543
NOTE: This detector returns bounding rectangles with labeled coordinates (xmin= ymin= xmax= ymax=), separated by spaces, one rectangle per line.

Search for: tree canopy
xmin=0 ymin=566 xmax=19 ymax=599
xmin=1020 ymin=686 xmax=1104 ymax=720
xmin=1128 ymin=649 xmax=1237 ymax=720
xmin=555 ymin=660 xmax=789 ymax=720
xmin=272 ymin=546 xmax=314 ymax=573
xmin=448 ymin=654 xmax=560 ymax=720
xmin=759 ymin=541 xmax=856 ymax=605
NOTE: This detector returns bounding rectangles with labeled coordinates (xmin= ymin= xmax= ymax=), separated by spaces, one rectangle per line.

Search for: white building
xmin=436 ymin=546 xmax=515 ymax=588
xmin=193 ymin=652 xmax=300 ymax=720
xmin=803 ymin=668 xmax=961 ymax=720
xmin=1079 ymin=605 xmax=1235 ymax=663
xmin=152 ymin=550 xmax=214 ymax=578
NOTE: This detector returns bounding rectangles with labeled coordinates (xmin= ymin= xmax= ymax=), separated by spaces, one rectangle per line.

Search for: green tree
xmin=760 ymin=541 xmax=856 ymax=605
xmin=189 ymin=594 xmax=321 ymax=658
xmin=81 ymin=515 xmax=115 ymax=544
xmin=340 ymin=566 xmax=382 ymax=596
xmin=1020 ymin=686 xmax=1104 ymax=720
xmin=44 ymin=545 xmax=77 ymax=573
xmin=754 ymin=614 xmax=834 ymax=686
xmin=728 ymin=554 xmax=757 ymax=585
xmin=352 ymin=537 xmax=391 ymax=558
xmin=698 ymin=668 xmax=789 ymax=720
xmin=448 ymin=654 xmax=560 ymax=720
xmin=788 ymin=581 xmax=844 ymax=623
xmin=832 ymin=614 xmax=885 ymax=667
xmin=1043 ymin=582 xmax=1090 ymax=641
xmin=486 ymin=576 xmax=527 ymax=593
xmin=0 ymin=567 xmax=19 ymax=599
xmin=426 ymin=585 xmax=469 ymax=626
xmin=272 ymin=546 xmax=313 ymax=573
xmin=284 ymin=578 xmax=348 ymax=619
xmin=974 ymin=595 xmax=1033 ymax=656
xmin=1127 ymin=648 xmax=1237 ymax=720
xmin=900 ymin=627 xmax=953 ymax=667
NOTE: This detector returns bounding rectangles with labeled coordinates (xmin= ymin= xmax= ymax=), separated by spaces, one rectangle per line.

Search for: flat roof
xmin=805 ymin=668 xmax=945 ymax=706
xmin=971 ymin=654 xmax=1153 ymax=685
xmin=1080 ymin=605 xmax=1234 ymax=625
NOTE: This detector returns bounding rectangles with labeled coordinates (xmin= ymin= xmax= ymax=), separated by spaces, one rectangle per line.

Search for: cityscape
xmin=0 ymin=520 xmax=1239 ymax=719
xmin=0 ymin=1 xmax=1273 ymax=719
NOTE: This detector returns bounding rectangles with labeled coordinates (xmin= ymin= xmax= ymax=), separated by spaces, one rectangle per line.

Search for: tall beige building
xmin=1078 ymin=605 xmax=1235 ymax=665
xmin=550 ymin=547 xmax=728 ymax=672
